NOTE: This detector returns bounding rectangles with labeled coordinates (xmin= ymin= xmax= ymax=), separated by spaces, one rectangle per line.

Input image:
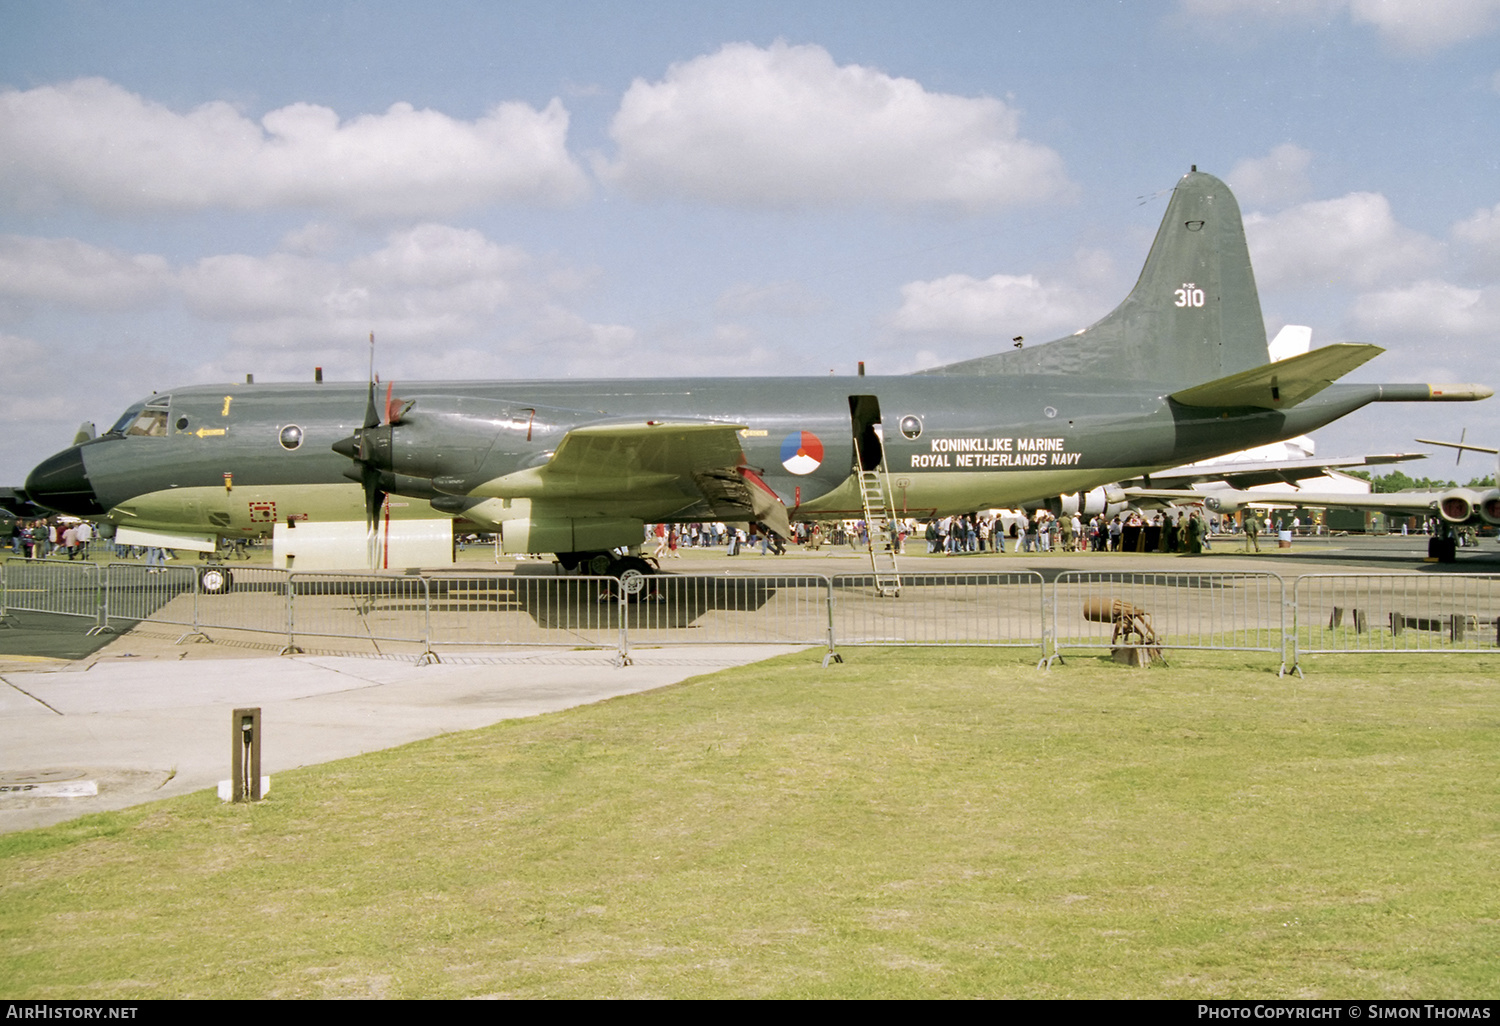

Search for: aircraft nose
xmin=25 ymin=446 xmax=107 ymax=517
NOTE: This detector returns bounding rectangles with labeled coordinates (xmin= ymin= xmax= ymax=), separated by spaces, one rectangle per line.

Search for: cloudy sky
xmin=3 ymin=0 xmax=1499 ymax=484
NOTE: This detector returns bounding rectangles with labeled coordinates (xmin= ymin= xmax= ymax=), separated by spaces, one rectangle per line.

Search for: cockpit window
xmin=125 ymin=410 xmax=169 ymax=437
xmin=108 ymin=395 xmax=172 ymax=438
xmin=107 ymin=407 xmax=144 ymax=436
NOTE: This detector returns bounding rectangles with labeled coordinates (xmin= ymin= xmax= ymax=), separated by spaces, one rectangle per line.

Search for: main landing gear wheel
xmin=571 ymin=551 xmax=658 ymax=600
xmin=199 ymin=566 xmax=234 ymax=595
xmin=613 ymin=556 xmax=653 ymax=596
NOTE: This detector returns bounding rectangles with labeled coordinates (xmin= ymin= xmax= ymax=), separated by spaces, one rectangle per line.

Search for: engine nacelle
xmin=1478 ymin=491 xmax=1500 ymax=526
xmin=1056 ymin=484 xmax=1126 ymax=518
xmin=1438 ymin=488 xmax=1488 ymax=524
xmin=334 ymin=396 xmax=554 ymax=493
xmin=1203 ymin=494 xmax=1239 ymax=514
xmin=457 ymin=497 xmax=643 ymax=555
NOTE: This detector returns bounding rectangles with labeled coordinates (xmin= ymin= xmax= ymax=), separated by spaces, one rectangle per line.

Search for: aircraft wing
xmin=473 ymin=418 xmax=793 ymax=533
xmin=487 ymin=420 xmax=748 ymax=498
xmin=0 ymin=486 xmax=46 ymax=519
xmin=1130 ymin=452 xmax=1426 ymax=490
xmin=477 ymin=420 xmax=804 ymax=537
xmin=1124 ymin=485 xmax=1441 ymax=516
xmin=1170 ymin=344 xmax=1383 ymax=409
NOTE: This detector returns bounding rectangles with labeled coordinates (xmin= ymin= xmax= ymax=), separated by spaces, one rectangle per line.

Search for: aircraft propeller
xmin=331 ymin=337 xmax=410 ymax=567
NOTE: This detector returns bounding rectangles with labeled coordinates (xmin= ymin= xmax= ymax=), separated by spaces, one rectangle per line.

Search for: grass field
xmin=2 ymin=648 xmax=1497 ymax=998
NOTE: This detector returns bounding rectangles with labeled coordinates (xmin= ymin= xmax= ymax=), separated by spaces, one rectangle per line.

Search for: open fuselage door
xmin=849 ymin=395 xmax=901 ymax=596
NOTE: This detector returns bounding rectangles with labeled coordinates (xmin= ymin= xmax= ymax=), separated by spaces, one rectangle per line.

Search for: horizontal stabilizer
xmin=1170 ymin=344 xmax=1382 ymax=409
xmin=1416 ymin=437 xmax=1499 ymax=455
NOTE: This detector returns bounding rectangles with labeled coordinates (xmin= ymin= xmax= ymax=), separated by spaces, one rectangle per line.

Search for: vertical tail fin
xmin=918 ymin=170 xmax=1269 ymax=387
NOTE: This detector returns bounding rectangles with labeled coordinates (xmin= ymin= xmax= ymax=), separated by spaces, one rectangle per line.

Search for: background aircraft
xmin=1126 ymin=436 xmax=1500 ymax=561
xmin=22 ymin=170 xmax=1491 ymax=579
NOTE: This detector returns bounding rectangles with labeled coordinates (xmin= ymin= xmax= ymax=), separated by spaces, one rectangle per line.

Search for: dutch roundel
xmin=780 ymin=431 xmax=824 ymax=475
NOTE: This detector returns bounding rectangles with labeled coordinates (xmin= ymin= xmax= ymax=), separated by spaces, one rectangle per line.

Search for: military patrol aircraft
xmin=1128 ymin=435 xmax=1500 ymax=560
xmin=22 ymin=169 xmax=1492 ymax=583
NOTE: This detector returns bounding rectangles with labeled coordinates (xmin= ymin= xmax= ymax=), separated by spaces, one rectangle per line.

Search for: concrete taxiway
xmin=0 ymin=635 xmax=806 ymax=834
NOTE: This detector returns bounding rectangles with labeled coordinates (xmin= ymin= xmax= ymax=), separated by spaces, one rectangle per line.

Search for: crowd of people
xmin=917 ymin=510 xmax=1226 ymax=555
xmin=2 ymin=517 xmax=179 ymax=569
xmin=2 ymin=518 xmax=94 ymax=560
xmin=638 ymin=509 xmax=1241 ymax=558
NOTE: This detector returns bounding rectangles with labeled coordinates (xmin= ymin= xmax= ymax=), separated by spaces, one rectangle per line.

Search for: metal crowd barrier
xmin=15 ymin=559 xmax=1500 ymax=674
xmin=1049 ymin=571 xmax=1287 ymax=671
xmin=830 ymin=571 xmax=1046 ymax=650
xmin=423 ymin=573 xmax=622 ymax=654
xmin=0 ymin=559 xmax=104 ymax=629
xmin=286 ymin=572 xmax=431 ymax=655
xmin=1292 ymin=574 xmax=1500 ymax=663
xmin=191 ymin=567 xmax=293 ymax=643
xmin=627 ymin=574 xmax=834 ymax=657
xmin=102 ymin=563 xmax=197 ymax=634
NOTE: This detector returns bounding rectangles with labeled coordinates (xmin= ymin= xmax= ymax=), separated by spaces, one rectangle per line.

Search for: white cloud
xmin=1244 ymin=192 xmax=1441 ymax=289
xmin=279 ymin=222 xmax=345 ymax=257
xmin=0 ymin=78 xmax=589 ymax=219
xmin=1179 ymin=0 xmax=1500 ymax=53
xmin=1227 ymin=144 xmax=1313 ymax=207
xmin=0 ymin=332 xmax=107 ymax=453
xmin=0 ymin=224 xmax=638 ymax=385
xmin=1452 ymin=202 xmax=1500 ymax=262
xmin=1350 ymin=279 xmax=1500 ymax=337
xmin=893 ymin=253 xmax=1116 ymax=339
xmin=165 ymin=224 xmax=661 ymax=387
xmin=349 ymin=224 xmax=531 ymax=291
xmin=598 ymin=41 xmax=1071 ymax=212
xmin=176 ymin=225 xmax=546 ymax=350
xmin=0 ymin=331 xmax=44 ymax=364
xmin=0 ymin=236 xmax=170 ymax=309
xmin=1347 ymin=0 xmax=1500 ymax=54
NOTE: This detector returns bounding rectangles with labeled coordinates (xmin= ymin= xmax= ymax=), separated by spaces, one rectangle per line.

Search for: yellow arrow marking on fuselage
xmin=195 ymin=428 xmax=226 ymax=438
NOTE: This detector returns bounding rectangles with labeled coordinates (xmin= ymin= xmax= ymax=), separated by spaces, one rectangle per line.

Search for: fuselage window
xmin=279 ymin=425 xmax=304 ymax=450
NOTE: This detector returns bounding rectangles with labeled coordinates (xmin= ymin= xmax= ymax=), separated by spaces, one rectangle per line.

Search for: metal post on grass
xmin=615 ymin=582 xmax=631 ymax=667
xmin=176 ymin=565 xmax=210 ymax=646
xmin=86 ymin=562 xmax=113 ymax=636
xmin=231 ymin=707 xmax=262 ymax=802
xmin=822 ymin=576 xmax=842 ymax=666
xmin=417 ymin=575 xmax=439 ymax=665
xmin=1039 ymin=581 xmax=1055 ymax=669
xmin=280 ymin=573 xmax=301 ymax=656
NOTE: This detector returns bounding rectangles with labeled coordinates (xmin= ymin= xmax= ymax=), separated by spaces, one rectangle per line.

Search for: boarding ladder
xmin=857 ymin=461 xmax=902 ymax=597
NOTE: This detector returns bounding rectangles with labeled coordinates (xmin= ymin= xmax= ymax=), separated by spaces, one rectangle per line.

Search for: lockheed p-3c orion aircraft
xmin=23 ymin=169 xmax=1490 ymax=582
